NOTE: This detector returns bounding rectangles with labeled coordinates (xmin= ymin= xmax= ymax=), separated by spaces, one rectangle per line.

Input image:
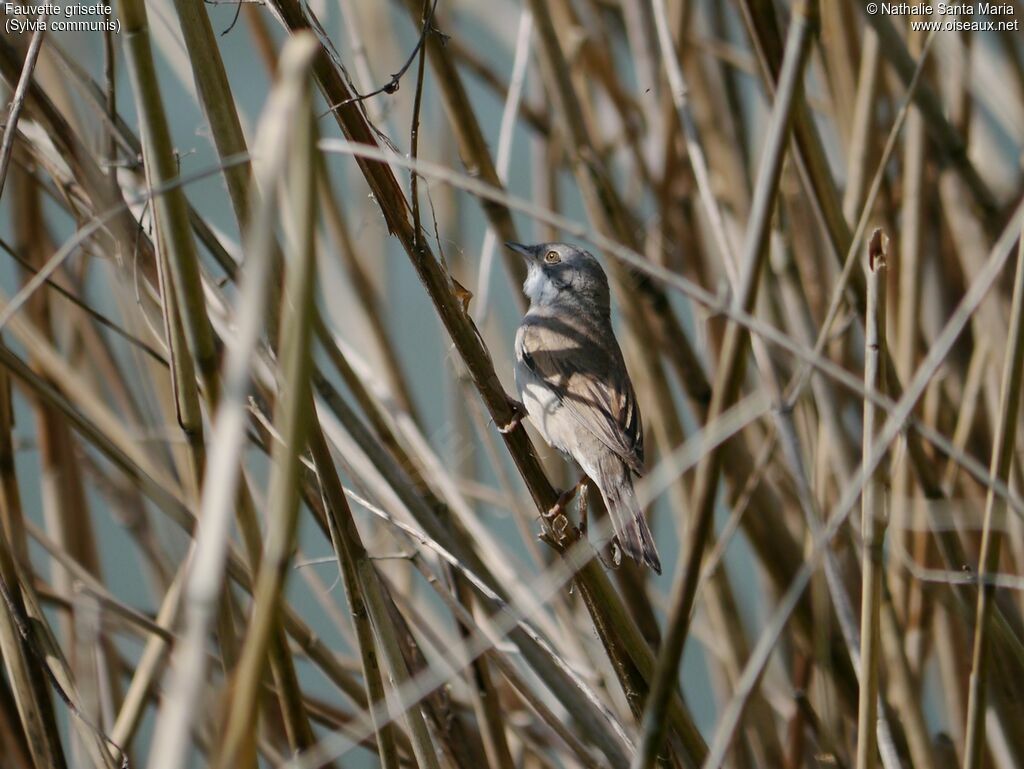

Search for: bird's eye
xmin=544 ymin=250 xmax=561 ymax=264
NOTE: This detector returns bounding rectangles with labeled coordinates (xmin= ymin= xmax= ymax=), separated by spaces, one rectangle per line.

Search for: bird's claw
xmin=536 ymin=483 xmax=582 ymax=546
xmin=597 ymin=540 xmax=623 ymax=571
xmin=544 ymin=485 xmax=579 ymax=520
xmin=498 ymin=397 xmax=527 ymax=434
xmin=578 ymin=480 xmax=589 ymax=537
xmin=538 ymin=512 xmax=571 ymax=546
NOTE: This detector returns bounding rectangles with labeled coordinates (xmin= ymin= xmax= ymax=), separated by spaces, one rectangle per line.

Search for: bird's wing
xmin=516 ymin=317 xmax=644 ymax=473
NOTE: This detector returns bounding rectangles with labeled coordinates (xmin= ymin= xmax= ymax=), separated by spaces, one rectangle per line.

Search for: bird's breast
xmin=513 ymin=359 xmax=571 ymax=454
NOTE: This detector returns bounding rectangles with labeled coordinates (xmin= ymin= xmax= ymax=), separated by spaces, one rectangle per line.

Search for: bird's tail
xmin=598 ymin=468 xmax=662 ymax=575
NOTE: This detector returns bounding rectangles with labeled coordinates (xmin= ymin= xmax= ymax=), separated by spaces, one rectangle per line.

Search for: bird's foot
xmin=537 ymin=480 xmax=585 ymax=547
xmin=498 ymin=397 xmax=527 ymax=434
xmin=540 ymin=512 xmax=571 ymax=545
xmin=578 ymin=480 xmax=589 ymax=537
xmin=597 ymin=540 xmax=623 ymax=571
xmin=543 ymin=483 xmax=581 ymax=520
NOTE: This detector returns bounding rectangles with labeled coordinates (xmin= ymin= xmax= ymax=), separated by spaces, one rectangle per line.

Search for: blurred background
xmin=1 ymin=1 xmax=1024 ymax=768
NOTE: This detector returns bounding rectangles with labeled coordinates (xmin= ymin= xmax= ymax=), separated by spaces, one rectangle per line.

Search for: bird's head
xmin=505 ymin=242 xmax=611 ymax=313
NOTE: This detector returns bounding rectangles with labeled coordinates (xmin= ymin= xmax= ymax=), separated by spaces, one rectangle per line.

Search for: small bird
xmin=504 ymin=241 xmax=662 ymax=574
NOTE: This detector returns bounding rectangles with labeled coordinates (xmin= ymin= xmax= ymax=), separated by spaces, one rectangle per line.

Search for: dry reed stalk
xmin=651 ymin=6 xmax=812 ymax=762
xmin=213 ymin=62 xmax=320 ymax=765
xmin=144 ymin=36 xmax=319 ymax=769
xmin=879 ymin=592 xmax=938 ymax=769
xmin=307 ymin=427 xmax=404 ymax=769
xmin=962 ymin=223 xmax=1024 ymax=768
xmin=2 ymin=3 xmax=1024 ymax=768
xmin=890 ymin=23 xmax=928 ymax=636
xmin=855 ymin=230 xmax=888 ymax=769
xmin=14 ymin=159 xmax=121 ymax=765
xmin=117 ymin=0 xmax=220 ymax=404
xmin=633 ymin=4 xmax=817 ymax=765
xmin=0 ymin=13 xmax=45 ymax=198
xmin=861 ymin=10 xmax=998 ymax=231
xmin=266 ymin=3 xmax=707 ymax=764
xmin=0 ymin=367 xmax=68 ymax=769
xmin=169 ymin=0 xmax=327 ymax=747
xmin=399 ymin=0 xmax=528 ymax=301
xmin=667 ymin=10 xmax=860 ymax=753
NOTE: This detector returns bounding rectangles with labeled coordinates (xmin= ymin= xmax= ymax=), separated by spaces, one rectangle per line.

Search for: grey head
xmin=506 ymin=242 xmax=611 ymax=314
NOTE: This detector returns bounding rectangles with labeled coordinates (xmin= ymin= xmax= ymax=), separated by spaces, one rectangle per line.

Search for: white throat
xmin=523 ymin=265 xmax=559 ymax=306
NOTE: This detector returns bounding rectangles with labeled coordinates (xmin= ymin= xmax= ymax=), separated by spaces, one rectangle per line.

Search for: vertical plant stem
xmin=400 ymin=0 xmax=528 ymax=297
xmin=962 ymin=224 xmax=1024 ymax=769
xmin=213 ymin=61 xmax=319 ymax=766
xmin=170 ymin=0 xmax=251 ymax=225
xmin=307 ymin=428 xmax=403 ymax=769
xmin=13 ymin=160 xmax=118 ymax=762
xmin=650 ymin=0 xmax=738 ymax=283
xmin=878 ymin=589 xmax=938 ymax=769
xmin=890 ymin=24 xmax=928 ymax=634
xmin=856 ymin=230 xmax=888 ymax=769
xmin=171 ymin=0 xmax=321 ymax=748
xmin=144 ymin=37 xmax=319 ymax=769
xmin=262 ymin=3 xmax=702 ymax=763
xmin=0 ymin=465 xmax=68 ymax=769
xmin=632 ymin=5 xmax=817 ymax=767
xmin=842 ymin=27 xmax=880 ymax=223
xmin=116 ymin=0 xmax=221 ymax=403
xmin=152 ymin=232 xmax=206 ymax=498
xmin=0 ymin=14 xmax=45 ymax=201
xmin=357 ymin=557 xmax=445 ymax=769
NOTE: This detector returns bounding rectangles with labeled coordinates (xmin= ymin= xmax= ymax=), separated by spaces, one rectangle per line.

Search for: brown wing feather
xmin=518 ymin=318 xmax=644 ymax=474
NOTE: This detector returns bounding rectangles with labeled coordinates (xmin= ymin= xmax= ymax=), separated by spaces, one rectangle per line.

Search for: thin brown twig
xmin=319 ymin=0 xmax=439 ymax=115
xmin=0 ymin=13 xmax=46 ymax=201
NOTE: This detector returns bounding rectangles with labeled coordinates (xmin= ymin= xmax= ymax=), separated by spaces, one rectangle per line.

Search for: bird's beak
xmin=505 ymin=242 xmax=539 ymax=262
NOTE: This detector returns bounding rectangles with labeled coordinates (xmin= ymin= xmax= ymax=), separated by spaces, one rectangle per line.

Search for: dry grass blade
xmin=703 ymin=197 xmax=1024 ymax=769
xmin=962 ymin=219 xmax=1024 ymax=768
xmin=0 ymin=432 xmax=68 ymax=769
xmin=1 ymin=3 xmax=1024 ymax=768
xmin=264 ymin=0 xmax=705 ymax=761
xmin=856 ymin=230 xmax=888 ymax=769
xmin=145 ymin=35 xmax=319 ymax=769
xmin=117 ymin=0 xmax=220 ymax=403
xmin=213 ymin=54 xmax=320 ymax=766
xmin=633 ymin=4 xmax=817 ymax=765
xmin=0 ymin=13 xmax=45 ymax=199
xmin=306 ymin=426 xmax=403 ymax=769
xmin=651 ymin=0 xmax=737 ymax=282
xmin=355 ymin=557 xmax=442 ymax=769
